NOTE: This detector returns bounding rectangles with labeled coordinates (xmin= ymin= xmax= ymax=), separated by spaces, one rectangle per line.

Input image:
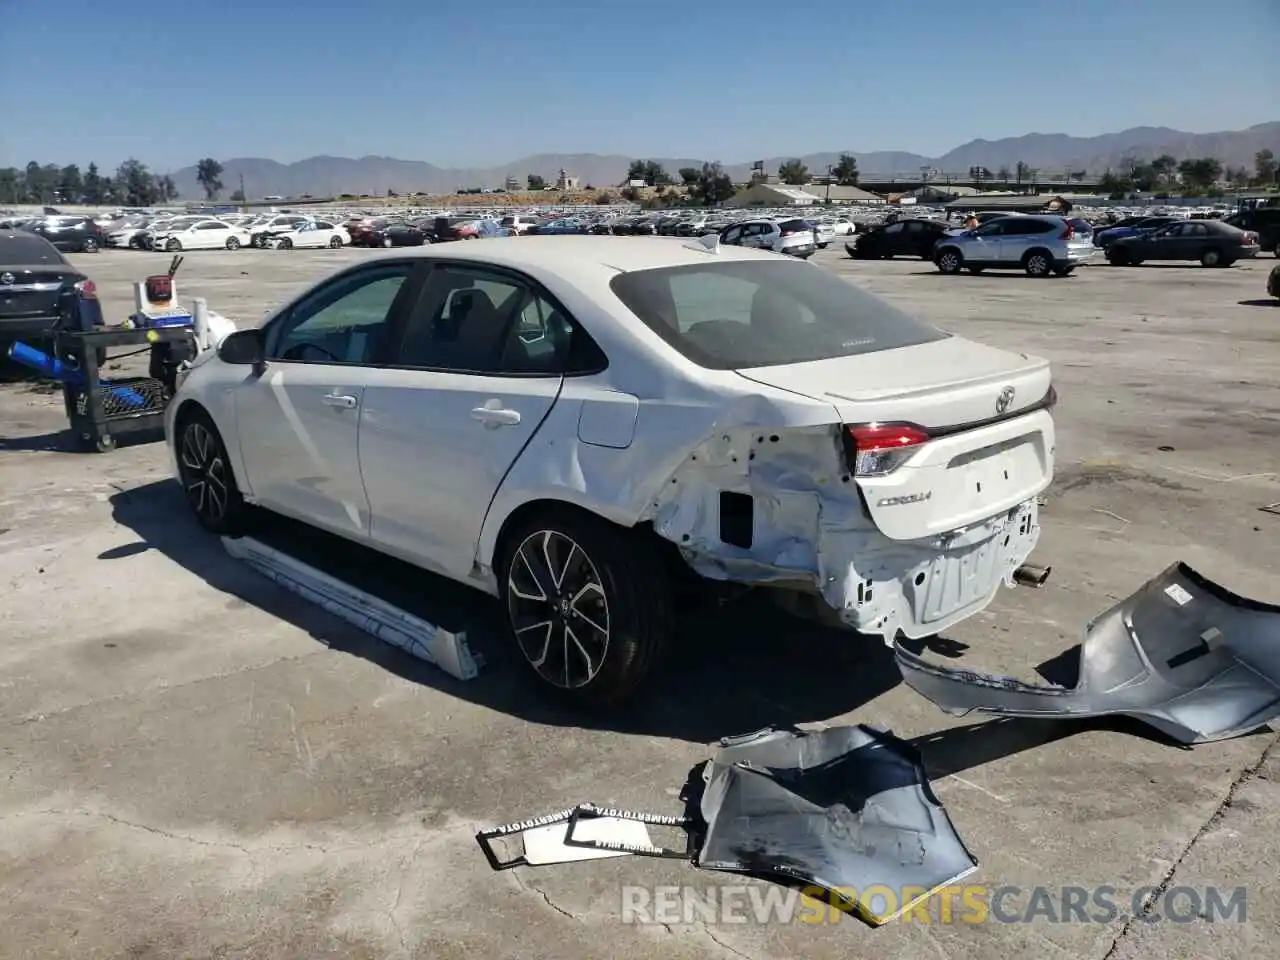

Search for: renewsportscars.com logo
xmin=620 ymin=884 xmax=1248 ymax=926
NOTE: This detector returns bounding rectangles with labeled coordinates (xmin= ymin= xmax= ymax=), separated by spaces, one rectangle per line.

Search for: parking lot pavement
xmin=1 ymin=247 xmax=1279 ymax=959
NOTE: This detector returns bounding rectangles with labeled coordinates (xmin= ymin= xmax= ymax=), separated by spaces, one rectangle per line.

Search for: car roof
xmin=395 ymin=235 xmax=787 ymax=275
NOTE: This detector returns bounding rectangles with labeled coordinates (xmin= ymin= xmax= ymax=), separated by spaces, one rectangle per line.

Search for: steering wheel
xmin=281 ymin=341 xmax=342 ymax=362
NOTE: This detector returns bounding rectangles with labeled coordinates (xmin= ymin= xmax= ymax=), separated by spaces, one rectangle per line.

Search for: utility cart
xmin=53 ymin=325 xmax=195 ymax=452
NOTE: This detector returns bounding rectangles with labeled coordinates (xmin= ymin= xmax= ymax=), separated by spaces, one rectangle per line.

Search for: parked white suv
xmin=719 ymin=218 xmax=817 ymax=258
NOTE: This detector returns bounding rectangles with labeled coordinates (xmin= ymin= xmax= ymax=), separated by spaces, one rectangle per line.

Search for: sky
xmin=2 ymin=0 xmax=1277 ymax=172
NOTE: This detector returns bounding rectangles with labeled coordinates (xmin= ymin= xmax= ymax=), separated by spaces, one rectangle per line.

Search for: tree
xmin=195 ymin=157 xmax=224 ymax=199
xmin=58 ymin=164 xmax=83 ymax=202
xmin=833 ymin=153 xmax=859 ymax=186
xmin=1014 ymin=161 xmax=1029 ymax=186
xmin=0 ymin=167 xmax=18 ymax=203
xmin=115 ymin=159 xmax=160 ymax=206
xmin=83 ymin=162 xmax=103 ymax=204
xmin=1177 ymin=157 xmax=1222 ymax=193
xmin=688 ymin=161 xmax=735 ymax=206
xmin=1225 ymin=166 xmax=1252 ymax=189
xmin=157 ymin=175 xmax=179 ymax=201
xmin=1098 ymin=170 xmax=1128 ymax=199
xmin=1150 ymin=154 xmax=1177 ymax=187
xmin=594 ymin=189 xmax=616 ymax=204
xmin=997 ymin=166 xmax=1011 ymax=185
xmin=678 ymin=166 xmax=700 ymax=185
xmin=230 ymin=188 xmax=246 ymax=202
xmin=527 ymin=173 xmax=546 ymax=190
xmin=626 ymin=159 xmax=671 ymax=186
xmin=1255 ymin=149 xmax=1277 ymax=187
xmin=778 ymin=159 xmax=808 ymax=185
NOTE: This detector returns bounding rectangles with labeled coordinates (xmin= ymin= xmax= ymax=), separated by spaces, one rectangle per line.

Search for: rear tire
xmin=329 ymin=235 xmax=342 ymax=248
xmin=82 ymin=237 xmax=99 ymax=253
xmin=1200 ymin=248 xmax=1222 ymax=267
xmin=382 ymin=236 xmax=393 ymax=248
xmin=1107 ymin=247 xmax=1130 ymax=266
xmin=226 ymin=237 xmax=241 ymax=250
xmin=278 ymin=237 xmax=292 ymax=249
xmin=166 ymin=238 xmax=181 ymax=252
xmin=498 ymin=508 xmax=672 ymax=705
xmin=1024 ymin=250 xmax=1052 ymax=277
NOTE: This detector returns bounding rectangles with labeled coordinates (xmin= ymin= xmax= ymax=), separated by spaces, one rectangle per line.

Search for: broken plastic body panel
xmin=896 ymin=562 xmax=1280 ymax=744
xmin=695 ymin=724 xmax=978 ymax=926
xmin=221 ymin=535 xmax=481 ymax=680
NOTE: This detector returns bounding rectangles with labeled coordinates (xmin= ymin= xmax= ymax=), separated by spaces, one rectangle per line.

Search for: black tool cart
xmin=54 ymin=325 xmax=196 ymax=452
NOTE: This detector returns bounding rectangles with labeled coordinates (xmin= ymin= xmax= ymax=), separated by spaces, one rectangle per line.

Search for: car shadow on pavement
xmin=107 ymin=479 xmax=905 ymax=745
xmin=1239 ymin=299 xmax=1280 ymax=307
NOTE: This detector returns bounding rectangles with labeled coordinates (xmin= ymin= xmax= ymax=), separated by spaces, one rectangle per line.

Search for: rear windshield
xmin=776 ymin=219 xmax=811 ymax=233
xmin=0 ymin=233 xmax=67 ymax=264
xmin=608 ymin=260 xmax=947 ymax=370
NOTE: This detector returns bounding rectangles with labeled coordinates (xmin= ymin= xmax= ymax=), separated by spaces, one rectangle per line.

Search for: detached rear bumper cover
xmin=697 ymin=725 xmax=977 ymax=925
xmin=896 ymin=562 xmax=1280 ymax=744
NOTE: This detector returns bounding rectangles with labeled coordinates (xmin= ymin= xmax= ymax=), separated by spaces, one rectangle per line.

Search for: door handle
xmin=322 ymin=392 xmax=358 ymax=409
xmin=471 ymin=401 xmax=521 ymax=427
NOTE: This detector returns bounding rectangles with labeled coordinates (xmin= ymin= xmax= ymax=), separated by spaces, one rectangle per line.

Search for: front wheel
xmin=1200 ymin=248 xmax=1222 ymax=267
xmin=278 ymin=237 xmax=292 ymax=249
xmin=382 ymin=236 xmax=393 ymax=248
xmin=82 ymin=237 xmax=99 ymax=253
xmin=226 ymin=237 xmax=241 ymax=250
xmin=499 ymin=509 xmax=672 ymax=704
xmin=329 ymin=235 xmax=343 ymax=248
xmin=175 ymin=409 xmax=248 ymax=535
xmin=936 ymin=248 xmax=963 ymax=274
xmin=166 ymin=238 xmax=181 ymax=252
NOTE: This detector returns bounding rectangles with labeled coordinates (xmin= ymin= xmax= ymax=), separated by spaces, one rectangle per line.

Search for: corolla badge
xmin=877 ymin=492 xmax=932 ymax=507
xmin=995 ymin=386 xmax=1016 ymax=414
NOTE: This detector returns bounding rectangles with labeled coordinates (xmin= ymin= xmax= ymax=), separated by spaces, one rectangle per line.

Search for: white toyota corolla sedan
xmin=166 ymin=236 xmax=1056 ymax=702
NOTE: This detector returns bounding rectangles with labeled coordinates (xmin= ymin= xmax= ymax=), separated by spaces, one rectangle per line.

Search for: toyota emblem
xmin=995 ymin=386 xmax=1016 ymax=414
xmin=0 ymin=273 xmax=14 ymax=286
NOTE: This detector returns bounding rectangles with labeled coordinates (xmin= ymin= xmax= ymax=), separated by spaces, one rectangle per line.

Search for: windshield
xmin=609 ymin=260 xmax=947 ymax=370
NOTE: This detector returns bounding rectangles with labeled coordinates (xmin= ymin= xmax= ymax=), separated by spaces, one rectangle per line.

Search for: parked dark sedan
xmin=0 ymin=232 xmax=104 ymax=355
xmin=846 ymin=218 xmax=955 ymax=259
xmin=369 ymin=219 xmax=434 ymax=247
xmin=1105 ymin=220 xmax=1261 ymax=267
xmin=1269 ymin=262 xmax=1280 ymax=299
xmin=22 ymin=215 xmax=105 ymax=253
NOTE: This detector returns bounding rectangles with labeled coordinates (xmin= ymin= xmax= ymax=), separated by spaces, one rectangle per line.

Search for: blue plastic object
xmin=6 ymin=341 xmax=147 ymax=408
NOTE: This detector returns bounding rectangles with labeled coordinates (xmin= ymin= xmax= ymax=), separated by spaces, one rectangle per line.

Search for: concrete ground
xmin=2 ymin=244 xmax=1279 ymax=960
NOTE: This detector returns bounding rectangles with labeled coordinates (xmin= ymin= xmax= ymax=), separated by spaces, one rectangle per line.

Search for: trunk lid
xmin=0 ymin=266 xmax=75 ymax=319
xmin=736 ymin=337 xmax=1055 ymax=540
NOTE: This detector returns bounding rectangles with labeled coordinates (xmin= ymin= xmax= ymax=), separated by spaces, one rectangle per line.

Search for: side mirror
xmin=218 ymin=328 xmax=265 ymax=368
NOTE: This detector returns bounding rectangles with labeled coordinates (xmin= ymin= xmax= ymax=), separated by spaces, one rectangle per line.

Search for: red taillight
xmin=1060 ymin=224 xmax=1074 ymax=239
xmin=74 ymin=279 xmax=97 ymax=299
xmin=845 ymin=423 xmax=930 ymax=477
xmin=781 ymin=229 xmax=798 ymax=237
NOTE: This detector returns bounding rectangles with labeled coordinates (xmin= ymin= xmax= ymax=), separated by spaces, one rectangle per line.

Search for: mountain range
xmin=168 ymin=122 xmax=1280 ymax=198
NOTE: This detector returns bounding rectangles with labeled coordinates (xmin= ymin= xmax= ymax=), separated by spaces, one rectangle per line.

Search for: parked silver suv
xmin=933 ymin=215 xmax=1096 ymax=277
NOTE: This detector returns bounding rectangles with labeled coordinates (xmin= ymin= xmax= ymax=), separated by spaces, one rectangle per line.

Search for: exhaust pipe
xmin=1013 ymin=563 xmax=1052 ymax=588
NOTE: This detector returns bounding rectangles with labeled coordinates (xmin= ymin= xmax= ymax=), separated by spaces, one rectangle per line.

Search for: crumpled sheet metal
xmin=696 ymin=725 xmax=978 ymax=925
xmin=896 ymin=562 xmax=1280 ymax=744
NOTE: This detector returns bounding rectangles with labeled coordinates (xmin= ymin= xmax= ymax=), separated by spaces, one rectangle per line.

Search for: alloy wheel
xmin=507 ymin=529 xmax=610 ymax=689
xmin=939 ymin=251 xmax=960 ymax=273
xmin=1027 ymin=254 xmax=1049 ymax=276
xmin=179 ymin=422 xmax=229 ymax=525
